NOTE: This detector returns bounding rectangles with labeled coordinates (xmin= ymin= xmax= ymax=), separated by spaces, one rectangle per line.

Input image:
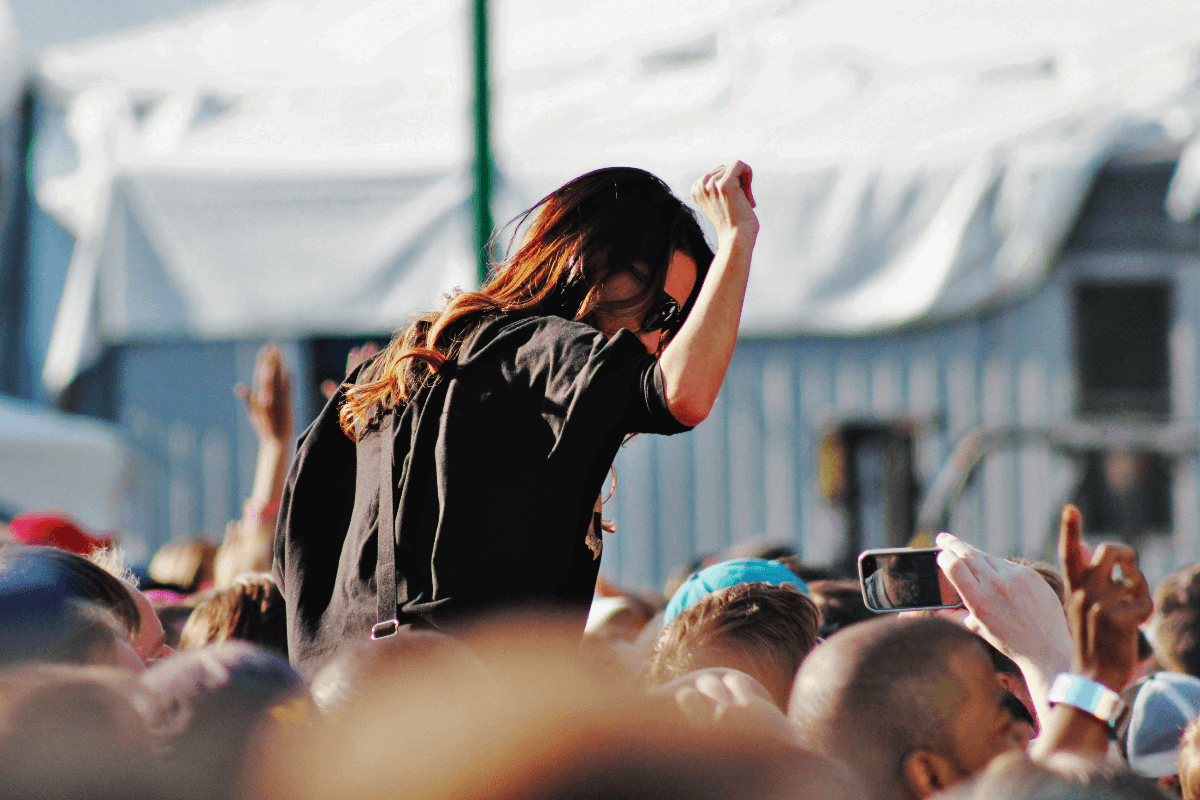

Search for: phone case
xmin=857 ymin=546 xmax=964 ymax=613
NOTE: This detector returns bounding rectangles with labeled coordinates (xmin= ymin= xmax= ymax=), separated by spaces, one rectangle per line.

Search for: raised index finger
xmin=1058 ymin=504 xmax=1087 ymax=589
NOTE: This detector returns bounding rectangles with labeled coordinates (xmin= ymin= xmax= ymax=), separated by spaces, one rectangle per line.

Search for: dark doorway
xmin=820 ymin=421 xmax=919 ymax=564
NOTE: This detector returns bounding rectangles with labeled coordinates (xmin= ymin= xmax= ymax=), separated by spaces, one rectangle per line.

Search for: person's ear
xmin=903 ymin=750 xmax=963 ymax=799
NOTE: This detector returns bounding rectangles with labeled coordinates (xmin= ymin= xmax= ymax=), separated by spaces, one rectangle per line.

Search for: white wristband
xmin=1047 ymin=673 xmax=1126 ymax=727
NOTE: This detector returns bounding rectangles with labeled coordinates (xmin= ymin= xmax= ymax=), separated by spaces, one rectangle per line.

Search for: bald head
xmin=789 ymin=617 xmax=1018 ymax=800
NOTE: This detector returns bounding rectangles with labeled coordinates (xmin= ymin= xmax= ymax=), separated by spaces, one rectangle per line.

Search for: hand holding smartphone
xmin=858 ymin=546 xmax=963 ymax=612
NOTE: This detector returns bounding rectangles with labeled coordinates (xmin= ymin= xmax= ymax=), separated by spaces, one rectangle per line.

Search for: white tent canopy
xmin=0 ymin=395 xmax=128 ymax=531
xmin=33 ymin=0 xmax=1200 ymax=393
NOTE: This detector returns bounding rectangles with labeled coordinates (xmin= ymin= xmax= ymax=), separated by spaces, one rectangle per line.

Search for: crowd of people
xmin=0 ymin=354 xmax=1194 ymax=800
xmin=1 ymin=163 xmax=1196 ymax=799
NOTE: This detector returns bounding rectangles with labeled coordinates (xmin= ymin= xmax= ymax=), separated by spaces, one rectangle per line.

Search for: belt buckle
xmin=371 ymin=619 xmax=399 ymax=640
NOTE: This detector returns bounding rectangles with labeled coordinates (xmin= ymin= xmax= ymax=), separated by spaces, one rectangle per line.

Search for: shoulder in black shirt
xmin=275 ymin=314 xmax=690 ymax=675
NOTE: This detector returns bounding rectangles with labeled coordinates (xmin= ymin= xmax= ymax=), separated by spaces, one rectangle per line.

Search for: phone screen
xmin=858 ymin=548 xmax=962 ymax=612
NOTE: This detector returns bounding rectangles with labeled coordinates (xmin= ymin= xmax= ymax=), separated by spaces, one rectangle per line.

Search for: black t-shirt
xmin=274 ymin=314 xmax=690 ymax=675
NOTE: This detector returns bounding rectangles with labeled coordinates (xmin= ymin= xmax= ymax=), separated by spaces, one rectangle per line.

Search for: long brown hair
xmin=340 ymin=167 xmax=713 ymax=438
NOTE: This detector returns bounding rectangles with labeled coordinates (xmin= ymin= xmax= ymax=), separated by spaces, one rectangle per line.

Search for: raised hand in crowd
xmin=319 ymin=342 xmax=380 ymax=401
xmin=1032 ymin=503 xmax=1153 ymax=760
xmin=1059 ymin=505 xmax=1152 ymax=691
xmin=236 ymin=342 xmax=293 ymax=446
xmin=932 ymin=532 xmax=1072 ymax=728
xmin=657 ymin=161 xmax=758 ymax=426
xmin=651 ymin=666 xmax=798 ymax=743
xmin=215 ymin=343 xmax=295 ymax=588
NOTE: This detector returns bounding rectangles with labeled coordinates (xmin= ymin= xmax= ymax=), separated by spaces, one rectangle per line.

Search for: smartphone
xmin=858 ymin=547 xmax=963 ymax=613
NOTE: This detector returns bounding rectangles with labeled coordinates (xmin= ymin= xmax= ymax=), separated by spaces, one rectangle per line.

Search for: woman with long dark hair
xmin=276 ymin=162 xmax=758 ymax=674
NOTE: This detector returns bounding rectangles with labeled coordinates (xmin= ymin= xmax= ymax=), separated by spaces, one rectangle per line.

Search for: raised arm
xmin=1031 ymin=504 xmax=1153 ymax=760
xmin=658 ymin=161 xmax=759 ymax=427
xmin=934 ymin=533 xmax=1072 ymax=728
xmin=239 ymin=343 xmax=294 ymax=515
xmin=214 ymin=343 xmax=294 ymax=587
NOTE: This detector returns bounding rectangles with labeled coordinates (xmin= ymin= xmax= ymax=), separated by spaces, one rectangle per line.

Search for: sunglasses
xmin=625 ymin=263 xmax=688 ymax=336
xmin=642 ymin=294 xmax=685 ymax=335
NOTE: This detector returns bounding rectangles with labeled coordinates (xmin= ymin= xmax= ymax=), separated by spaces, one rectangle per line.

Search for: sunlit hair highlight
xmin=339 ymin=167 xmax=712 ymax=439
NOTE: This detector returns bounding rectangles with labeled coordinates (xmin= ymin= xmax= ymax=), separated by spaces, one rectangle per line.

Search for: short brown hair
xmin=645 ymin=582 xmax=819 ymax=710
xmin=1180 ymin=715 xmax=1200 ymax=800
xmin=805 ymin=580 xmax=871 ymax=639
xmin=179 ymin=573 xmax=286 ymax=656
xmin=1153 ymin=565 xmax=1200 ymax=677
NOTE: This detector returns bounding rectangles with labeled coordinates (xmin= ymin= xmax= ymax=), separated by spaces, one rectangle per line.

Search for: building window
xmin=1075 ymin=282 xmax=1170 ymax=418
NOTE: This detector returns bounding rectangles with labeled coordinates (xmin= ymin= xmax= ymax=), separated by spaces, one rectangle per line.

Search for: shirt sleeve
xmin=464 ymin=315 xmax=693 ymax=437
xmin=626 ymin=346 xmax=693 ymax=435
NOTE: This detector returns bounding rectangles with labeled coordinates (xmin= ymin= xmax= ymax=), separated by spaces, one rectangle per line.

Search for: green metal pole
xmin=473 ymin=0 xmax=494 ymax=288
